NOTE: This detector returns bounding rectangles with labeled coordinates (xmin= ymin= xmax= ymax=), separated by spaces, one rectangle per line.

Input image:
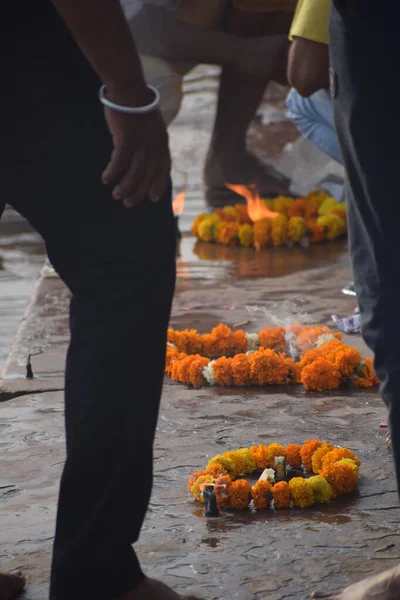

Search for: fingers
xmin=102 ymin=143 xmax=131 ymax=191
xmin=117 ymin=151 xmax=170 ymax=208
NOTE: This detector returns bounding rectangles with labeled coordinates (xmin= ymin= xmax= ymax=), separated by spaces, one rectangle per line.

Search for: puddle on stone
xmin=177 ymin=236 xmax=348 ymax=282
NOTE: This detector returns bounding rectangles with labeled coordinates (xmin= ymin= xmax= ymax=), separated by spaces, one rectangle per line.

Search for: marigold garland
xmin=166 ymin=323 xmax=379 ymax=392
xmin=188 ymin=439 xmax=360 ymax=511
xmin=191 ymin=192 xmax=347 ymax=248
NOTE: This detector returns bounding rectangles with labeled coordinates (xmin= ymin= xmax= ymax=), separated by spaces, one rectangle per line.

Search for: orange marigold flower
xmin=272 ymin=481 xmax=291 ymax=508
xmin=229 ymin=479 xmax=252 ymax=509
xmin=289 ymin=477 xmax=314 ymax=508
xmin=235 ymin=204 xmax=252 ymax=225
xmin=258 ymin=327 xmax=287 ymax=352
xmin=215 ymin=221 xmax=239 ymax=245
xmin=288 ymin=199 xmax=307 ymax=218
xmin=214 ymin=474 xmax=233 ymax=508
xmin=213 ymin=356 xmax=234 ymax=386
xmin=321 ymin=448 xmax=360 ymax=471
xmin=301 ymin=358 xmax=342 ymax=391
xmin=300 ymin=439 xmax=323 ymax=471
xmin=205 ymin=463 xmax=227 ymax=478
xmin=254 ymin=218 xmax=272 ymax=249
xmin=320 ymin=462 xmax=358 ymax=495
xmin=266 ymin=443 xmax=286 ymax=467
xmin=249 ymin=349 xmax=291 ymax=385
xmin=187 ymin=469 xmax=207 ymax=492
xmin=252 ymin=480 xmax=272 ymax=510
xmin=354 ymin=358 xmax=380 ymax=388
xmin=307 ymin=221 xmax=325 ymax=243
xmin=231 ymin=354 xmax=252 ymax=385
xmin=191 ymin=213 xmax=209 ymax=236
xmin=250 ymin=444 xmax=269 ymax=471
xmin=188 ymin=356 xmax=209 ymax=387
xmin=334 ymin=347 xmax=361 ymax=378
xmin=311 ymin=443 xmax=334 ymax=474
xmin=286 ymin=444 xmax=302 ymax=468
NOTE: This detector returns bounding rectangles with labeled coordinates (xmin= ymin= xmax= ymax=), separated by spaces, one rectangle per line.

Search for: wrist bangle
xmin=99 ymin=84 xmax=160 ymax=114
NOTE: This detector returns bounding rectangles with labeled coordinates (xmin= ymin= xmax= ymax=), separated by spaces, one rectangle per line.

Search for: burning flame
xmin=226 ymin=183 xmax=279 ymax=222
xmin=172 ymin=190 xmax=185 ymax=216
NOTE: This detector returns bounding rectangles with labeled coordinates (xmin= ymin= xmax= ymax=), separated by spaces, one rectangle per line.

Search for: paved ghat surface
xmin=0 ymin=73 xmax=396 ymax=600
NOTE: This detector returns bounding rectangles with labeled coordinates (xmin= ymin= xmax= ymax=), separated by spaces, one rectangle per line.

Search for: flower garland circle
xmin=188 ymin=439 xmax=360 ymax=511
xmin=166 ymin=323 xmax=379 ymax=391
xmin=191 ymin=193 xmax=347 ymax=248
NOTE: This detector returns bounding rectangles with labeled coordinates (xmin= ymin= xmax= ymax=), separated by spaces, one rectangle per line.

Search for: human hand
xmin=102 ymin=87 xmax=171 ymax=208
xmin=236 ymin=35 xmax=290 ymax=78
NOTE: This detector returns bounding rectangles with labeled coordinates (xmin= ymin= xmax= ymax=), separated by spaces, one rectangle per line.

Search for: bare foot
xmin=0 ymin=571 xmax=25 ymax=600
xmin=204 ymin=150 xmax=291 ymax=207
xmin=311 ymin=564 xmax=400 ymax=599
xmin=120 ymin=577 xmax=201 ymax=600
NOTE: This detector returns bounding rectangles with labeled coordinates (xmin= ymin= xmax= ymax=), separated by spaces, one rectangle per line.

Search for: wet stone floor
xmin=0 ymin=232 xmax=398 ymax=600
xmin=0 ymin=72 xmax=396 ymax=599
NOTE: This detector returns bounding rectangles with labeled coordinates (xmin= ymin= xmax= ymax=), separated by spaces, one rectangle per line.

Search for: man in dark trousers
xmin=317 ymin=2 xmax=400 ymax=598
xmin=0 ymin=1 xmax=197 ymax=599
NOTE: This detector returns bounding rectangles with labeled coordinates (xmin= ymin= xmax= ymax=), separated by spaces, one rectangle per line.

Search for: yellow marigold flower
xmin=215 ymin=221 xmax=239 ymax=245
xmin=300 ymin=440 xmax=323 ymax=471
xmin=289 ymin=477 xmax=314 ymax=508
xmin=271 ymin=214 xmax=288 ymax=246
xmin=197 ymin=215 xmax=220 ymax=242
xmin=337 ymin=458 xmax=359 ymax=473
xmin=311 ymin=443 xmax=334 ymax=474
xmin=231 ymin=354 xmax=252 ymax=386
xmin=320 ymin=462 xmax=358 ymax=495
xmin=191 ymin=213 xmax=210 ymax=236
xmin=222 ymin=206 xmax=238 ymax=217
xmin=235 ymin=204 xmax=252 ymax=224
xmin=235 ymin=448 xmax=257 ymax=474
xmin=273 ymin=196 xmax=292 ymax=217
xmin=307 ymin=190 xmax=330 ymax=207
xmin=272 ymin=481 xmax=291 ymax=508
xmin=190 ymin=474 xmax=213 ymax=501
xmin=229 ymin=479 xmax=252 ymax=509
xmin=252 ymin=480 xmax=272 ymax=510
xmin=265 ymin=443 xmax=286 ymax=467
xmin=288 ymin=216 xmax=306 ymax=243
xmin=254 ymin=218 xmax=272 ymax=249
xmin=317 ymin=214 xmax=347 ymax=240
xmin=321 ymin=448 xmax=360 ymax=471
xmin=250 ymin=444 xmax=269 ymax=471
xmin=318 ymin=196 xmax=340 ymax=216
xmin=214 ymin=474 xmax=232 ymax=508
xmin=205 ymin=463 xmax=227 ymax=478
xmin=300 ymin=358 xmax=342 ymax=391
xmin=207 ymin=455 xmax=236 ymax=476
xmin=331 ymin=205 xmax=346 ymax=220
xmin=286 ymin=444 xmax=302 ymax=468
xmin=188 ymin=469 xmax=207 ymax=492
xmin=238 ymin=223 xmax=254 ymax=247
xmin=308 ymin=475 xmax=333 ymax=503
xmin=262 ymin=199 xmax=275 ymax=210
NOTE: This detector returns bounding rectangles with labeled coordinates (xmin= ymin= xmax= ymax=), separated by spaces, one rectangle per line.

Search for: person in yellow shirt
xmin=285 ymin=0 xmax=342 ymax=164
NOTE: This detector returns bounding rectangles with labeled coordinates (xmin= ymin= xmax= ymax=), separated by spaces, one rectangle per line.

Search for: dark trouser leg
xmin=329 ymin=4 xmax=400 ymax=489
xmin=2 ymin=9 xmax=176 ymax=598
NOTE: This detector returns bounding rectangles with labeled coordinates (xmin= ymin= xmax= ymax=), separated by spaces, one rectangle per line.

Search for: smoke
xmin=245 ymin=300 xmax=312 ymax=359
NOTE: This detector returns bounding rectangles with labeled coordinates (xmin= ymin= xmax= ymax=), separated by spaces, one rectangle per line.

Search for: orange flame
xmin=226 ymin=183 xmax=279 ymax=222
xmin=172 ymin=190 xmax=185 ymax=216
xmin=199 ymin=482 xmax=216 ymax=492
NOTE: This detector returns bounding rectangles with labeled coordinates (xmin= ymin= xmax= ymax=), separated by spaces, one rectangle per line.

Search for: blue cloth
xmin=286 ymin=87 xmax=343 ymax=165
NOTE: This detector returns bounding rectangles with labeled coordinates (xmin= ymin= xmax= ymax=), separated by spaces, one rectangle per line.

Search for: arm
xmin=51 ymin=0 xmax=170 ymax=206
xmin=130 ymin=6 xmax=288 ymax=76
xmin=287 ymin=36 xmax=329 ymax=97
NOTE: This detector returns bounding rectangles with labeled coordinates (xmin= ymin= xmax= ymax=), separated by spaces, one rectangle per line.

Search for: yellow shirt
xmin=289 ymin=0 xmax=330 ymax=45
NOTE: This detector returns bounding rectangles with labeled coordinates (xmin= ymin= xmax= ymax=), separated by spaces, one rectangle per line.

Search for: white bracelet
xmin=99 ymin=84 xmax=160 ymax=114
